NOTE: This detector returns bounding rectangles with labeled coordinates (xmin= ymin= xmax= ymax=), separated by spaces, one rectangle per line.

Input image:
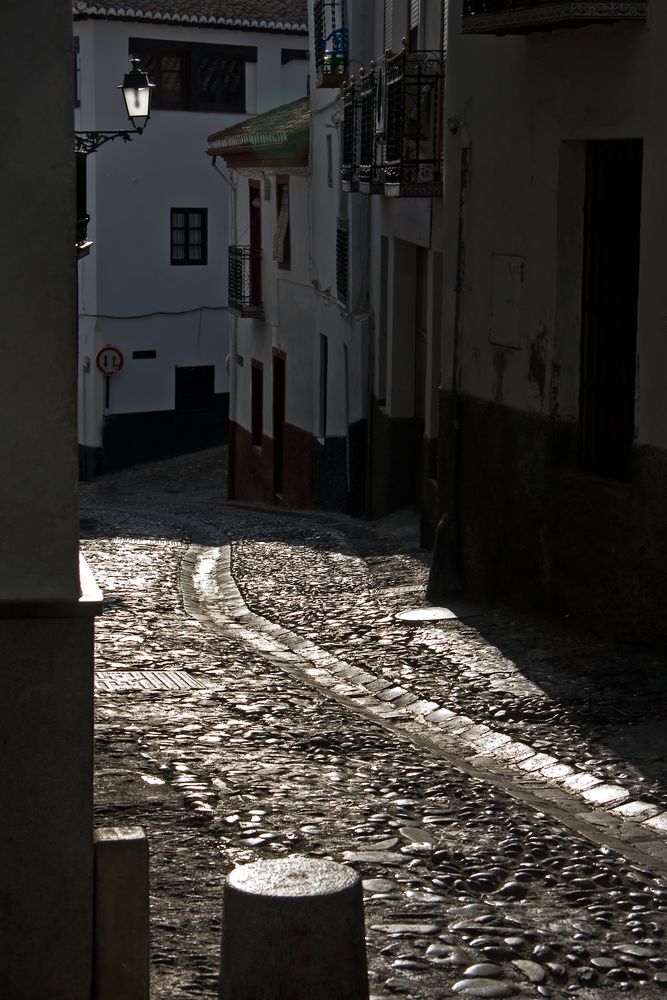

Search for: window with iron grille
xmin=130 ymin=38 xmax=254 ymax=112
xmin=336 ymin=218 xmax=349 ymax=306
xmin=383 ymin=50 xmax=444 ymax=195
xmin=171 ymin=208 xmax=207 ymax=265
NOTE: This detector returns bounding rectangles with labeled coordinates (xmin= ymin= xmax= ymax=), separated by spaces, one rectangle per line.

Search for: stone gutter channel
xmin=181 ymin=539 xmax=667 ymax=875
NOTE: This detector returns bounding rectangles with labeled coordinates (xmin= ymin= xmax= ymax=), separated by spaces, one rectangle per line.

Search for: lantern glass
xmin=120 ymin=61 xmax=153 ymax=131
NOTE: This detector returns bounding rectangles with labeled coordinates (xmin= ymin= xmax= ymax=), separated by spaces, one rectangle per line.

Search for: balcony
xmin=462 ymin=0 xmax=647 ymax=35
xmin=341 ymin=49 xmax=444 ymax=198
xmin=314 ymin=0 xmax=349 ymax=87
xmin=228 ymin=246 xmax=263 ymax=319
xmin=358 ymin=66 xmax=382 ymax=193
xmin=383 ymin=49 xmax=444 ymax=197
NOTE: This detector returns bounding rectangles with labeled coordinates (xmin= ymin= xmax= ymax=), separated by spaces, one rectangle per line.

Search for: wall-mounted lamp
xmin=75 ymin=58 xmax=154 ymax=156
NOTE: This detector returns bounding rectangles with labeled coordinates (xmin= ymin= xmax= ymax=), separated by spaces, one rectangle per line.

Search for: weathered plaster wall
xmin=437 ymin=4 xmax=667 ymax=636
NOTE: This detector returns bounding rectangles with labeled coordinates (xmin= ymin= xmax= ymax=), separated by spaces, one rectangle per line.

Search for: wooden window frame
xmin=171 ymin=208 xmax=208 ymax=266
xmin=129 ymin=38 xmax=256 ymax=113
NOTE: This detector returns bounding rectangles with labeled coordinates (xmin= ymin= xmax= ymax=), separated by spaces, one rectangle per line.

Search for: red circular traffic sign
xmin=96 ymin=346 xmax=124 ymax=376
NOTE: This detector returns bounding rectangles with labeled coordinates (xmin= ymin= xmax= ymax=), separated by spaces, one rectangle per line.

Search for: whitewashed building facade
xmin=212 ymin=0 xmax=448 ymax=517
xmin=74 ymin=0 xmax=308 ymax=475
xmin=429 ymin=0 xmax=665 ymax=638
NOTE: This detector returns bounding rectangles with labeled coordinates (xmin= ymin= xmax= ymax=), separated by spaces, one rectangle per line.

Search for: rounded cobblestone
xmin=81 ymin=448 xmax=667 ymax=999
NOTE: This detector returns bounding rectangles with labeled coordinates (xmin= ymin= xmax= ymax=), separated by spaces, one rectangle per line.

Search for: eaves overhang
xmin=207 ymin=96 xmax=310 ymax=168
xmin=72 ymin=1 xmax=308 ymax=33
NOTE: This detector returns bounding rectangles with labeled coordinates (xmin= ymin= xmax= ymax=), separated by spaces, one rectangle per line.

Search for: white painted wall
xmin=75 ymin=17 xmax=307 ymax=452
xmin=442 ymin=2 xmax=667 ymax=447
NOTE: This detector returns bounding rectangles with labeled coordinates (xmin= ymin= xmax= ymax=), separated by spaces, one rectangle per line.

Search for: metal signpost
xmin=96 ymin=345 xmax=124 ymax=409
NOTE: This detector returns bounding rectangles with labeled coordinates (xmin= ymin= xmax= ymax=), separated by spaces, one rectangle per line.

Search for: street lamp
xmin=75 ymin=58 xmax=154 ymax=156
xmin=120 ymin=58 xmax=153 ymax=133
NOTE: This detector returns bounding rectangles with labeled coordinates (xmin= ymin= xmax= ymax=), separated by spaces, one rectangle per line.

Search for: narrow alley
xmin=81 ymin=448 xmax=667 ymax=999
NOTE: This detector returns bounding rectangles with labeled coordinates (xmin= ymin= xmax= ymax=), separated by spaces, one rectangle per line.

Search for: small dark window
xmin=130 ymin=38 xmax=253 ymax=113
xmin=326 ymin=134 xmax=333 ymax=187
xmin=133 ymin=350 xmax=157 ymax=360
xmin=171 ymin=208 xmax=207 ymax=266
xmin=175 ymin=365 xmax=215 ymax=411
xmin=251 ymin=361 xmax=263 ymax=447
xmin=73 ymin=37 xmax=81 ymax=107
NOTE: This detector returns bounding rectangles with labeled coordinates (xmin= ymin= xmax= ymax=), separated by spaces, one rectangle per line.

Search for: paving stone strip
xmin=183 ymin=539 xmax=667 ymax=869
xmin=81 ymin=450 xmax=667 ymax=999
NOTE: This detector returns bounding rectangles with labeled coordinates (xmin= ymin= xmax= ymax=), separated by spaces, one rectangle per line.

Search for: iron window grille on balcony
xmin=228 ymin=246 xmax=263 ymax=319
xmin=461 ymin=0 xmax=647 ymax=35
xmin=314 ymin=0 xmax=349 ymax=86
xmin=336 ymin=218 xmax=349 ymax=307
xmin=358 ymin=66 xmax=382 ymax=193
xmin=383 ymin=49 xmax=444 ymax=197
xmin=341 ymin=50 xmax=444 ymax=198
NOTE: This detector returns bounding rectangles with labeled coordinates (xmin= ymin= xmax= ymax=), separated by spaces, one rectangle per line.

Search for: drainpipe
xmin=212 ymin=156 xmax=238 ymax=498
xmin=427 ymin=117 xmax=471 ymax=602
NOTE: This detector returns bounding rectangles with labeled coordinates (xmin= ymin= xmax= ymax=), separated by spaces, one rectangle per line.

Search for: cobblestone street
xmin=80 ymin=448 xmax=667 ymax=999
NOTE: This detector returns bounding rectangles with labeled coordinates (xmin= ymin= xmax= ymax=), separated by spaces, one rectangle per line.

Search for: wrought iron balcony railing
xmin=314 ymin=0 xmax=349 ymax=87
xmin=358 ymin=66 xmax=382 ymax=193
xmin=340 ymin=49 xmax=444 ymax=198
xmin=228 ymin=246 xmax=263 ymax=319
xmin=383 ymin=49 xmax=444 ymax=197
xmin=462 ymin=0 xmax=647 ymax=35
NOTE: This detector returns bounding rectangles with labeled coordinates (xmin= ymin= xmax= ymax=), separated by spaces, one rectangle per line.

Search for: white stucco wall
xmin=443 ymin=3 xmax=667 ymax=447
xmin=75 ymin=17 xmax=307 ymax=451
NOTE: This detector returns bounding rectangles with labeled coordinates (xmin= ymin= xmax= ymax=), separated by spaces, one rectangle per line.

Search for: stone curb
xmin=181 ymin=540 xmax=667 ymax=869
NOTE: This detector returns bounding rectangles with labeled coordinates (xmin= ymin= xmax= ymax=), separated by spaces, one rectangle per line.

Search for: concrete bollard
xmin=93 ymin=826 xmax=150 ymax=1000
xmin=219 ymin=854 xmax=369 ymax=1000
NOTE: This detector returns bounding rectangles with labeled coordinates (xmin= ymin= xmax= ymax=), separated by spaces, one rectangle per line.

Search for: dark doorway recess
xmin=273 ymin=353 xmax=286 ymax=497
xmin=175 ymin=365 xmax=215 ymax=410
xmin=579 ymin=139 xmax=642 ymax=481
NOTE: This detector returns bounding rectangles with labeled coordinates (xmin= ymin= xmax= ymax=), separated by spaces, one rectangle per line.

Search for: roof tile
xmin=73 ymin=0 xmax=307 ymax=32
